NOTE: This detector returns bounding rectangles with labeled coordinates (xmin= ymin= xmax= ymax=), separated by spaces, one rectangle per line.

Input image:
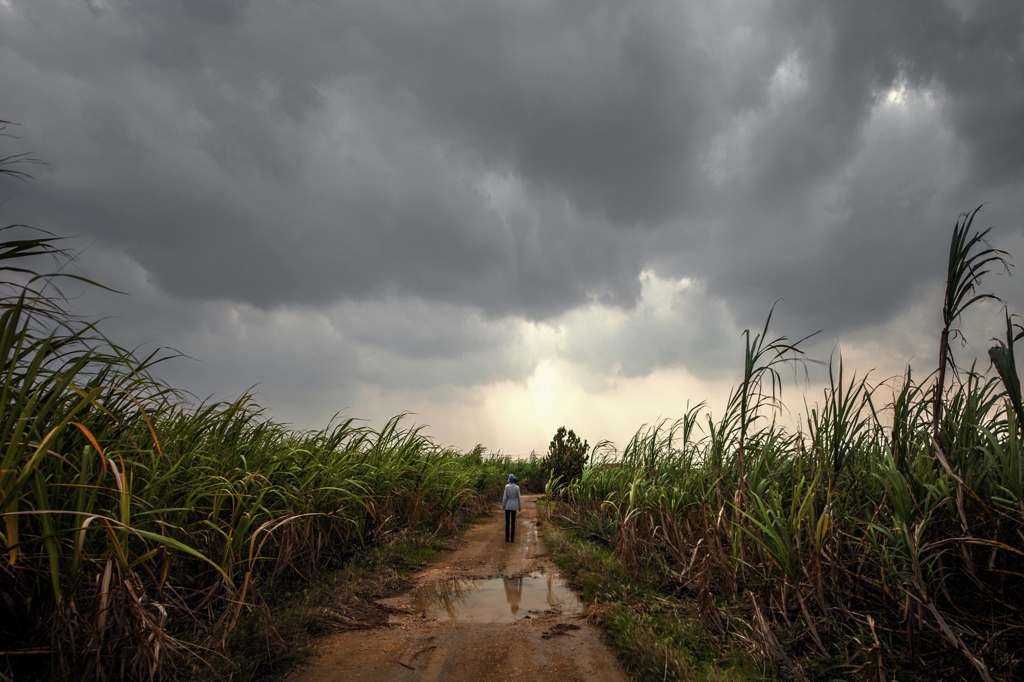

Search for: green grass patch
xmin=378 ymin=535 xmax=446 ymax=572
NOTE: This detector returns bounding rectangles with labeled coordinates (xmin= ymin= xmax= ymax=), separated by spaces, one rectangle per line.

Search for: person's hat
xmin=508 ymin=474 xmax=517 ymax=483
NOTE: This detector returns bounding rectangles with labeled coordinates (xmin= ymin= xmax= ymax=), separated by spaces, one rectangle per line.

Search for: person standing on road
xmin=503 ymin=474 xmax=522 ymax=542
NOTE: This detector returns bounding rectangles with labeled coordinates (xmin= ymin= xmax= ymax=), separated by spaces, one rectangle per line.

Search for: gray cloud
xmin=655 ymin=0 xmax=1024 ymax=333
xmin=2 ymin=0 xmax=1023 ymax=397
xmin=57 ymin=244 xmax=538 ymax=427
xmin=558 ymin=274 xmax=740 ymax=382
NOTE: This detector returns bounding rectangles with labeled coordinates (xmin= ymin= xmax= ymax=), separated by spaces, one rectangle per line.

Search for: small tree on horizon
xmin=542 ymin=426 xmax=589 ymax=494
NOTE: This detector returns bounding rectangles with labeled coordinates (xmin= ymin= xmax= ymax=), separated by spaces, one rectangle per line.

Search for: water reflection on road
xmin=412 ymin=573 xmax=580 ymax=623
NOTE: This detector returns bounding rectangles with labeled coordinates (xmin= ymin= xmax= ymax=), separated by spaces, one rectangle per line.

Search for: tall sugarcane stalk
xmin=989 ymin=311 xmax=1024 ymax=440
xmin=932 ymin=206 xmax=1007 ymax=441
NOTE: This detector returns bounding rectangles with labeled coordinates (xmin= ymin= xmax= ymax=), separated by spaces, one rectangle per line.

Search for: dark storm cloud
xmin=2 ymin=0 xmax=1023 ymax=364
xmin=685 ymin=0 xmax=1024 ymax=332
xmin=58 ymin=245 xmax=537 ymax=422
xmin=4 ymin=0 xmax=661 ymax=315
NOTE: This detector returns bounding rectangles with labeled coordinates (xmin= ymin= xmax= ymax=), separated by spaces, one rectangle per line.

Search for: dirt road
xmin=289 ymin=494 xmax=628 ymax=682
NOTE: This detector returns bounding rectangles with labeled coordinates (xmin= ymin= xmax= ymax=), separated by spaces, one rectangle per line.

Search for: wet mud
xmin=288 ymin=494 xmax=626 ymax=682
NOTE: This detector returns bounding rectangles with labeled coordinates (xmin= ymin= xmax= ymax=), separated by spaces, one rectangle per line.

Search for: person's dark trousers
xmin=505 ymin=509 xmax=517 ymax=542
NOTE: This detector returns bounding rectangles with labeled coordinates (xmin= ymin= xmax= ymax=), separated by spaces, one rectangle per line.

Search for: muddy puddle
xmin=412 ymin=573 xmax=581 ymax=623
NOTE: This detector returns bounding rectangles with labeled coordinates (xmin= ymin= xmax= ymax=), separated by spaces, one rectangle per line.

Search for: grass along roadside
xmin=539 ymin=507 xmax=767 ymax=682
xmin=546 ymin=210 xmax=1024 ymax=680
xmin=0 ymin=230 xmax=527 ymax=681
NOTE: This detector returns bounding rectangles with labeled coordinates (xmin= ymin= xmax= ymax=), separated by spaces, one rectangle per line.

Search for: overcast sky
xmin=2 ymin=0 xmax=1023 ymax=455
